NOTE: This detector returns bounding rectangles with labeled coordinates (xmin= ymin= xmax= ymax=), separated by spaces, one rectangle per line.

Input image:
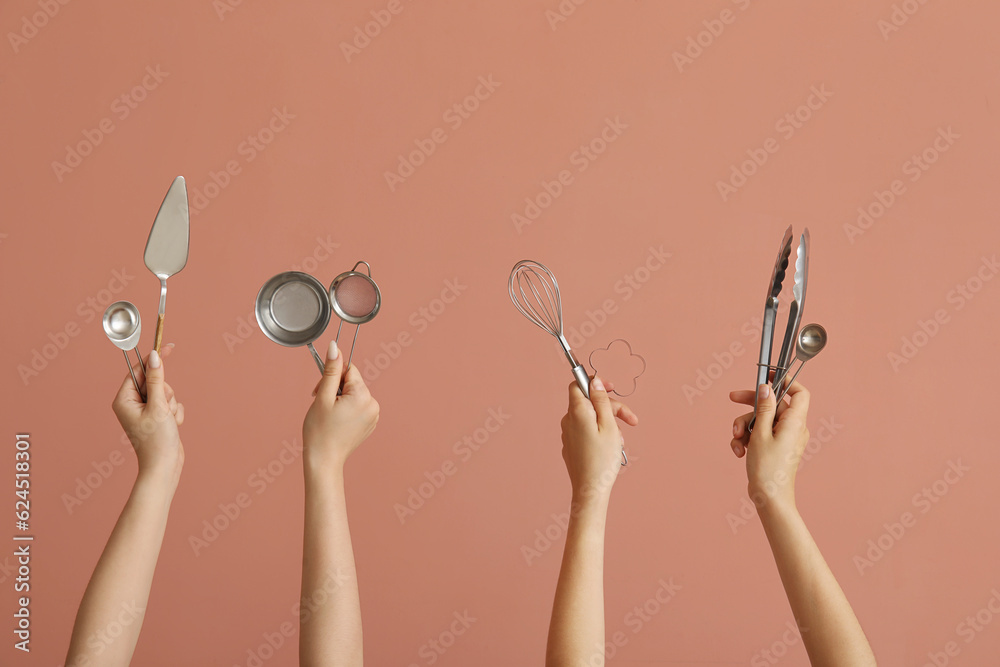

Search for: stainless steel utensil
xmin=255 ymin=271 xmax=332 ymax=373
xmin=773 ymin=323 xmax=827 ymax=404
xmin=754 ymin=226 xmax=793 ymax=419
xmin=509 ymin=259 xmax=627 ymax=465
xmin=509 ymin=260 xmax=591 ymax=397
xmin=772 ymin=230 xmax=810 ymax=390
xmin=102 ymin=301 xmax=147 ymax=401
xmin=588 ymin=338 xmax=646 ymax=397
xmin=329 ymin=261 xmax=381 ymax=370
xmin=144 ymin=176 xmax=190 ymax=354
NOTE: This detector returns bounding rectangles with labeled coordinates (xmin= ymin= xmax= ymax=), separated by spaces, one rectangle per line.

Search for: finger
xmin=782 ymin=380 xmax=810 ymax=414
xmin=752 ymin=383 xmax=777 ymax=437
xmin=589 ymin=376 xmax=616 ymax=430
xmin=733 ymin=410 xmax=752 ymax=439
xmin=175 ymin=402 xmax=185 ymax=426
xmin=340 ymin=363 xmax=370 ymax=398
xmin=315 ymin=341 xmax=345 ymax=400
xmin=732 ymin=410 xmax=753 ymax=450
xmin=730 ymin=436 xmax=746 ymax=458
xmin=143 ymin=350 xmax=168 ymax=409
xmin=609 ymin=398 xmax=639 ymax=426
xmin=775 ymin=380 xmax=810 ymax=431
xmin=603 ymin=380 xmax=615 ymax=393
xmin=114 ymin=369 xmax=141 ymax=409
xmin=731 ymin=389 xmax=792 ymax=417
xmin=567 ymin=379 xmax=592 ymax=414
xmin=132 ymin=343 xmax=175 ymax=389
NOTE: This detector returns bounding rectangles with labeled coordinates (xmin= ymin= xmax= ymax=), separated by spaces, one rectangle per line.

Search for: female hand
xmin=111 ymin=344 xmax=184 ymax=482
xmin=303 ymin=341 xmax=379 ymax=471
xmin=729 ymin=381 xmax=810 ymax=510
xmin=560 ymin=376 xmax=638 ymax=504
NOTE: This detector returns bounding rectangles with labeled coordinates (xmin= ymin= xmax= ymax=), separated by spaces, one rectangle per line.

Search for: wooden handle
xmin=154 ymin=313 xmax=165 ymax=353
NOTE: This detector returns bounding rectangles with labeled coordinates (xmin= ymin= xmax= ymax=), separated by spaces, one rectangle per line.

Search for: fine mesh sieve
xmin=329 ymin=260 xmax=381 ymax=369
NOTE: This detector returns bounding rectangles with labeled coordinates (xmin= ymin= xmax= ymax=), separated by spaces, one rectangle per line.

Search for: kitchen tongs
xmin=751 ymin=225 xmax=809 ymax=430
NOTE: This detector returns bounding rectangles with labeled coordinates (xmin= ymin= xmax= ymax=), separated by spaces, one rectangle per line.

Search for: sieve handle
xmin=308 ymin=343 xmax=325 ymax=374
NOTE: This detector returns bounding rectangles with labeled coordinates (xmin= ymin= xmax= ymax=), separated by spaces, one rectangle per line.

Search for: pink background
xmin=2 ymin=1 xmax=999 ymax=665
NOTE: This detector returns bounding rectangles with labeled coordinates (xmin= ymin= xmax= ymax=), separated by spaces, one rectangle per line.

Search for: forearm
xmin=300 ymin=464 xmax=362 ymax=667
xmin=546 ymin=496 xmax=609 ymax=667
xmin=66 ymin=470 xmax=178 ymax=667
xmin=758 ymin=501 xmax=876 ymax=667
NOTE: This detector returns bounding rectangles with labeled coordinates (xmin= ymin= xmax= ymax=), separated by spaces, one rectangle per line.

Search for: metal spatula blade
xmin=144 ymin=176 xmax=190 ymax=353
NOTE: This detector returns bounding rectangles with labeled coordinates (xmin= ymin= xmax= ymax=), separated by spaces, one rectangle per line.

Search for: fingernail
xmin=593 ymin=376 xmax=604 ymax=391
xmin=328 ymin=340 xmax=339 ymax=360
xmin=165 ymin=343 xmax=175 ymax=349
xmin=732 ymin=442 xmax=740 ymax=456
xmin=733 ymin=423 xmax=740 ymax=437
xmin=758 ymin=384 xmax=770 ymax=399
xmin=150 ymin=350 xmax=161 ymax=369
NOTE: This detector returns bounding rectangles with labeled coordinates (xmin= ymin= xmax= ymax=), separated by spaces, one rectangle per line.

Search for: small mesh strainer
xmin=329 ymin=261 xmax=381 ymax=369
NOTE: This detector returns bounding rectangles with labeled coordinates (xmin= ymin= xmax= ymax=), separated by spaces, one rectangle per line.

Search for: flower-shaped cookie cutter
xmin=588 ymin=339 xmax=646 ymax=397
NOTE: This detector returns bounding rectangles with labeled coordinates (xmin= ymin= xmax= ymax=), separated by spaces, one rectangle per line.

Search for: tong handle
xmin=772 ymin=302 xmax=799 ymax=389
xmin=754 ymin=304 xmax=778 ymax=416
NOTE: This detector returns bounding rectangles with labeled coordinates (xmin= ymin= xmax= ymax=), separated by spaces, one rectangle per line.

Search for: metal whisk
xmin=509 ymin=260 xmax=627 ymax=465
xmin=509 ymin=260 xmax=592 ymax=397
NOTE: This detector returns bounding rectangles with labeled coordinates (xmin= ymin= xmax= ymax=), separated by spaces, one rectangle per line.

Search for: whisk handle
xmin=572 ymin=364 xmax=591 ymax=399
xmin=571 ymin=362 xmax=628 ymax=466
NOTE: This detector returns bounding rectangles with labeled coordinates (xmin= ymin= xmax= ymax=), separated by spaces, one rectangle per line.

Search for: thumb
xmin=339 ymin=364 xmax=369 ymax=397
xmin=590 ymin=376 xmax=615 ymax=430
xmin=753 ymin=383 xmax=776 ymax=437
xmin=144 ymin=349 xmax=168 ymax=407
xmin=316 ymin=340 xmax=344 ymax=399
